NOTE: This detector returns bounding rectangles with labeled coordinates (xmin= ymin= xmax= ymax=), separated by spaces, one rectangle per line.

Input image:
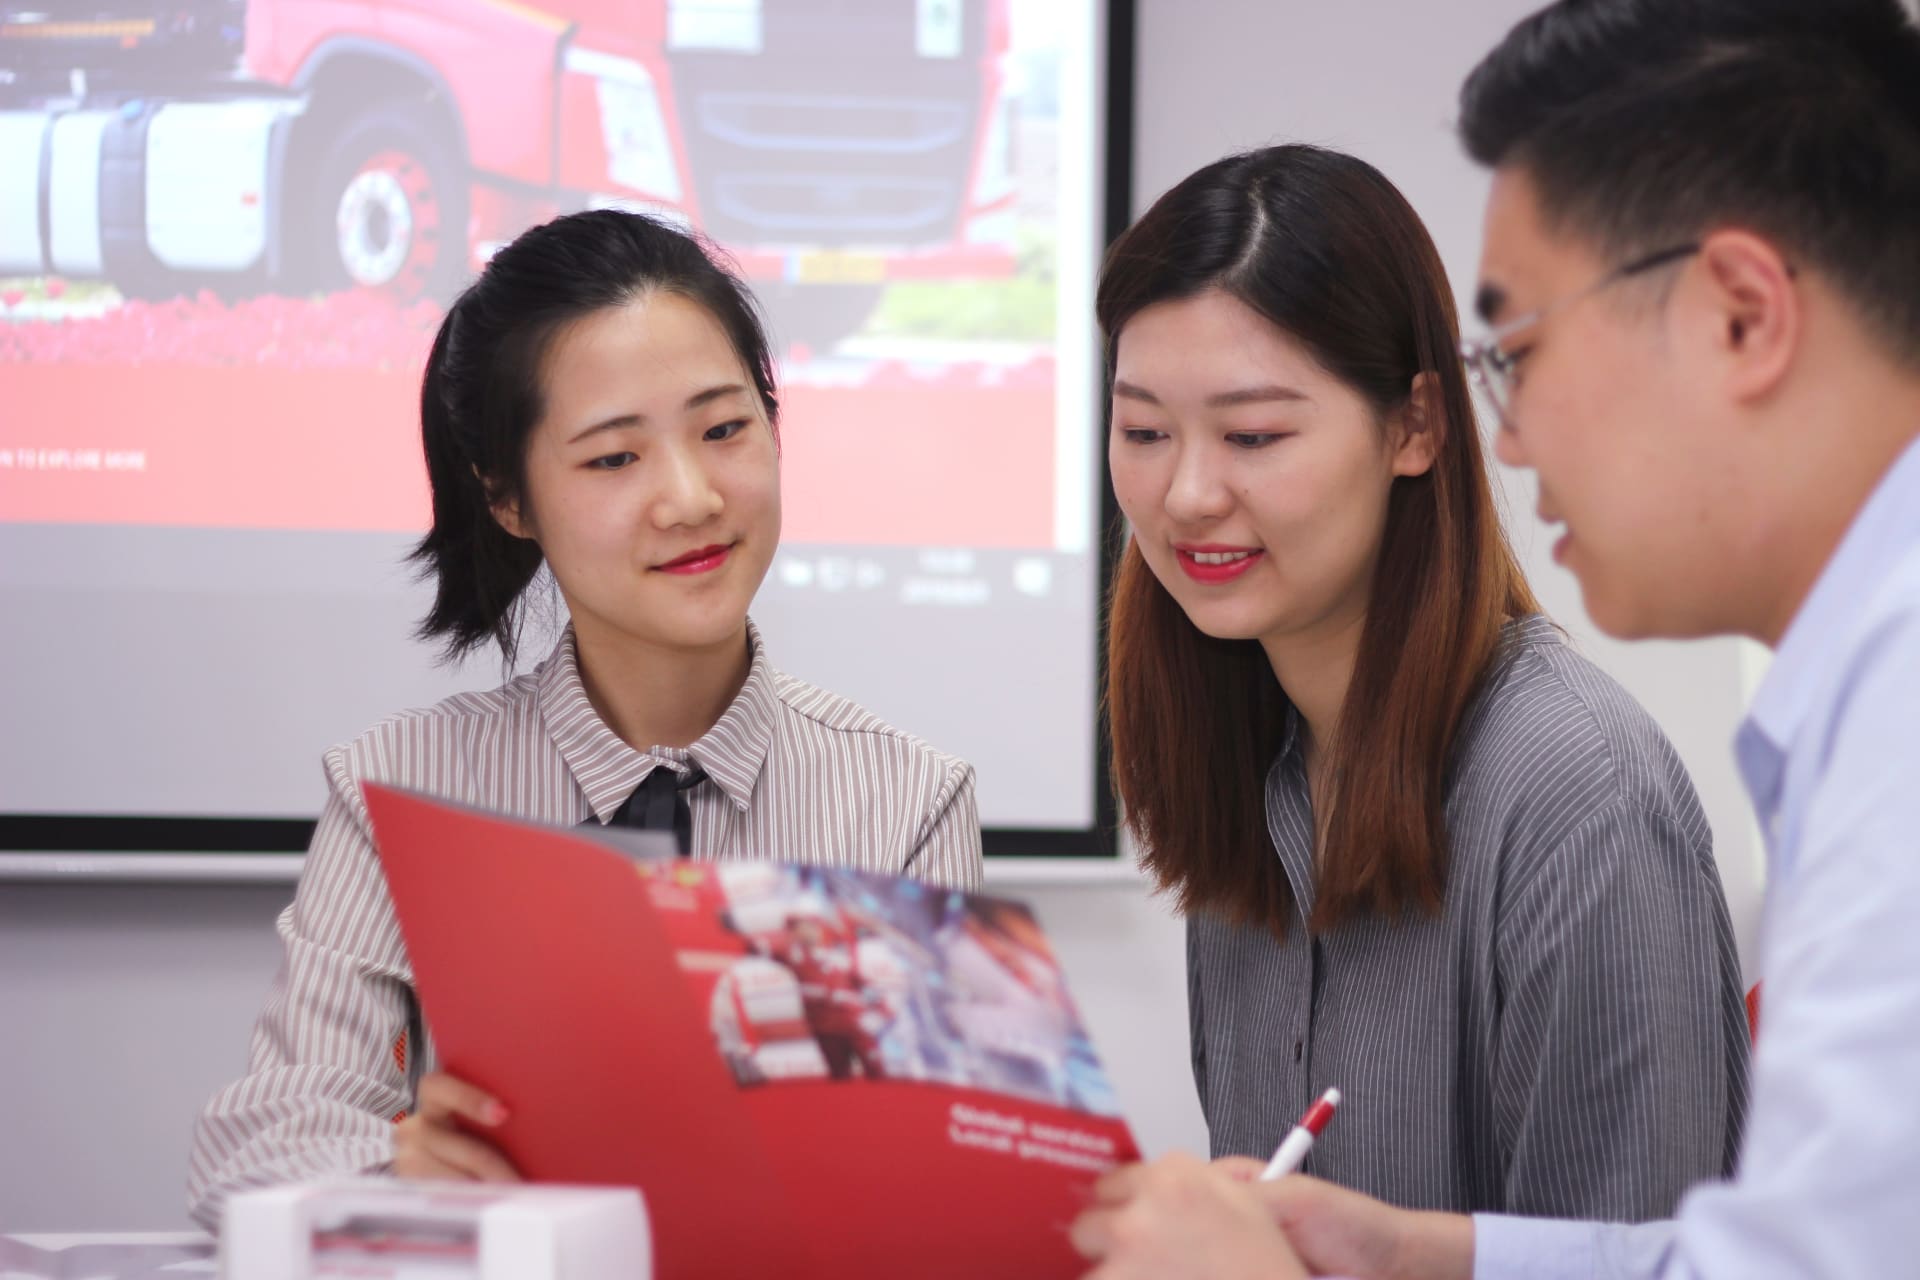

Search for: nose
xmin=650 ymin=440 xmax=724 ymax=529
xmin=1163 ymin=441 xmax=1234 ymax=525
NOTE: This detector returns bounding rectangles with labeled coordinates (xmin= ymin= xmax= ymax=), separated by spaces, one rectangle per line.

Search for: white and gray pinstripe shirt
xmin=186 ymin=620 xmax=982 ymax=1228
xmin=1189 ymin=616 xmax=1750 ymax=1220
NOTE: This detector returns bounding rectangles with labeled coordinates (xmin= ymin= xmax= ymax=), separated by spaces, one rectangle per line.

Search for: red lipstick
xmin=656 ymin=543 xmax=733 ymax=575
xmin=1174 ymin=544 xmax=1264 ymax=585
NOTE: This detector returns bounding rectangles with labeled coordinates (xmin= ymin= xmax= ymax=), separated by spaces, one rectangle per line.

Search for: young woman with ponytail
xmin=1088 ymin=146 xmax=1748 ymax=1224
xmin=188 ymin=210 xmax=982 ymax=1224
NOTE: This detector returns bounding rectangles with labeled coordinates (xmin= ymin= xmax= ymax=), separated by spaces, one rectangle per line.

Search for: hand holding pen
xmin=1259 ymin=1087 xmax=1341 ymax=1181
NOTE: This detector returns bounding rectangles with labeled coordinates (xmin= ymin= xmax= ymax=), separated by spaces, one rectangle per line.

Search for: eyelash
xmin=1118 ymin=428 xmax=1292 ymax=450
xmin=585 ymin=420 xmax=750 ymax=470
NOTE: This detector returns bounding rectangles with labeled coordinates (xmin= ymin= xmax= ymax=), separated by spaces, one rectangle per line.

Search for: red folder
xmin=363 ymin=783 xmax=1141 ymax=1279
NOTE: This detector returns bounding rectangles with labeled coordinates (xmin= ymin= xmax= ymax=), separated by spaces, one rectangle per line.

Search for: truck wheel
xmin=299 ymin=104 xmax=466 ymax=303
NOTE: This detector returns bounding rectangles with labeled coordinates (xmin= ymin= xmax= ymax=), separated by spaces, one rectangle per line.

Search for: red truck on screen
xmin=0 ymin=0 xmax=1018 ymax=339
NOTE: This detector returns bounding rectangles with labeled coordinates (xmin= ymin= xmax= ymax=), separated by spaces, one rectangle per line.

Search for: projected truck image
xmin=0 ymin=0 xmax=1017 ymax=328
xmin=0 ymin=0 xmax=1070 ymax=543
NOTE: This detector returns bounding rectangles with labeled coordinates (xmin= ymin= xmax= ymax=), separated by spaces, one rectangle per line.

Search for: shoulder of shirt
xmin=1454 ymin=616 xmax=1707 ymax=852
xmin=1856 ymin=540 xmax=1920 ymax=655
xmin=1811 ymin=542 xmax=1920 ymax=743
xmin=765 ymin=667 xmax=971 ymax=779
xmin=321 ymin=666 xmax=546 ymax=784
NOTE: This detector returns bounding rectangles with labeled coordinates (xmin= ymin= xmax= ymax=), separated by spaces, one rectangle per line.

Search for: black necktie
xmin=607 ymin=764 xmax=706 ymax=856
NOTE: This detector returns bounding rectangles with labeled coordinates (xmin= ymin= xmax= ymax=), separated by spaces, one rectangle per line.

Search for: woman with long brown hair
xmin=1094 ymin=146 xmax=1748 ymax=1223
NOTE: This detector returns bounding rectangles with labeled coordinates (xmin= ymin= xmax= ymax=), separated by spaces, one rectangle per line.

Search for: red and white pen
xmin=1257 ymin=1087 xmax=1341 ymax=1182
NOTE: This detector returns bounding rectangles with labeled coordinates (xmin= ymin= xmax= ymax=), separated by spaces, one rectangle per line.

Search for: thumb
xmin=1213 ymin=1156 xmax=1268 ymax=1183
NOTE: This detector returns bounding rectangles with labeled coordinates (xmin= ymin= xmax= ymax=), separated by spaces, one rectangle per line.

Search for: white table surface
xmin=0 ymin=1233 xmax=215 ymax=1280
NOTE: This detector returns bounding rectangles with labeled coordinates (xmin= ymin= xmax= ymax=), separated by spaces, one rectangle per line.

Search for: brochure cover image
xmin=646 ymin=860 xmax=1122 ymax=1120
xmin=363 ymin=784 xmax=1141 ymax=1280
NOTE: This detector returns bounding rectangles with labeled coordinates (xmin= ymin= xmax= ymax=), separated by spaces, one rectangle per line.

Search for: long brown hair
xmin=1101 ymin=145 xmax=1537 ymax=936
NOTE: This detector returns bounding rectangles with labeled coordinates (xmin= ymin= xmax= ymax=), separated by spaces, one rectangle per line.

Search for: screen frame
xmin=0 ymin=0 xmax=1139 ymax=874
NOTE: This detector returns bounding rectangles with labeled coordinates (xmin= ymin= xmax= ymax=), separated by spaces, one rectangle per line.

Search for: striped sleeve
xmin=1186 ymin=920 xmax=1210 ymax=1119
xmin=185 ymin=749 xmax=414 ymax=1230
xmin=902 ymin=758 xmax=984 ymax=892
xmin=1492 ymin=798 xmax=1740 ymax=1220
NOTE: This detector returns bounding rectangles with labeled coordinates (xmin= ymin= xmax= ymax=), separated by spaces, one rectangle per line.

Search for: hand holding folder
xmin=363 ymin=784 xmax=1141 ymax=1280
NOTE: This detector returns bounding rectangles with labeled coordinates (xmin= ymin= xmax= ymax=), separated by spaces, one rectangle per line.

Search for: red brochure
xmin=362 ymin=783 xmax=1141 ymax=1279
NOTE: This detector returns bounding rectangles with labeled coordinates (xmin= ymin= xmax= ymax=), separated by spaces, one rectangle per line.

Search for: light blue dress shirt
xmin=1474 ymin=435 xmax=1920 ymax=1280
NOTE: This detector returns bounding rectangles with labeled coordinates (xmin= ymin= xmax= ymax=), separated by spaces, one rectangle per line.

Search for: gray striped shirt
xmin=187 ymin=620 xmax=981 ymax=1228
xmin=1189 ymin=616 xmax=1749 ymax=1220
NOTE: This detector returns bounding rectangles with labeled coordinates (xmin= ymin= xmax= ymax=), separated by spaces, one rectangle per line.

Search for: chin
xmin=1579 ymin=579 xmax=1704 ymax=643
xmin=678 ymin=604 xmax=758 ymax=647
xmin=1586 ymin=609 xmax=1655 ymax=642
xmin=649 ymin=622 xmax=752 ymax=657
xmin=622 ymin=593 xmax=755 ymax=653
xmin=1574 ymin=574 xmax=1637 ymax=639
xmin=1178 ymin=604 xmax=1278 ymax=644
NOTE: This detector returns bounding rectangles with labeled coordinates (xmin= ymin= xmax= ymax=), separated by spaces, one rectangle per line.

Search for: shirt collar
xmin=537 ymin=618 xmax=779 ymax=821
xmin=1741 ymin=435 xmax=1920 ymax=810
xmin=687 ymin=619 xmax=778 ymax=811
xmin=1267 ymin=613 xmax=1558 ymax=764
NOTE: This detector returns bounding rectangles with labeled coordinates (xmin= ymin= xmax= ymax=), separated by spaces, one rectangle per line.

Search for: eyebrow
xmin=565 ymin=383 xmax=752 ymax=444
xmin=1112 ymin=379 xmax=1310 ymax=408
xmin=1474 ymin=282 xmax=1510 ymax=325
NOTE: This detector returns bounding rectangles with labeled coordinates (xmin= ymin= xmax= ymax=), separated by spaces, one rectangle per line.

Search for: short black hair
xmin=1460 ymin=0 xmax=1920 ymax=364
xmin=411 ymin=209 xmax=779 ymax=665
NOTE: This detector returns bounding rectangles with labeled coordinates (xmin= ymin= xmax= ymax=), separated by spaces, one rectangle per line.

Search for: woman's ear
xmin=1390 ymin=371 xmax=1444 ymax=478
xmin=476 ymin=466 xmax=534 ymax=540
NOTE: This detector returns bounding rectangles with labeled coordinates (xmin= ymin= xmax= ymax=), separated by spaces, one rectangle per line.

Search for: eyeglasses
xmin=1461 ymin=243 xmax=1700 ymax=431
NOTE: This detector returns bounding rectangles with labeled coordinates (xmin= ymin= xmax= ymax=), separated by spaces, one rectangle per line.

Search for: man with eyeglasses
xmin=1069 ymin=1 xmax=1920 ymax=1277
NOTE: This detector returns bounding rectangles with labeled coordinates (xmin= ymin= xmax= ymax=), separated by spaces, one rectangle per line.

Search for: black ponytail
xmin=407 ymin=209 xmax=780 ymax=665
xmin=411 ymin=303 xmax=547 ymax=664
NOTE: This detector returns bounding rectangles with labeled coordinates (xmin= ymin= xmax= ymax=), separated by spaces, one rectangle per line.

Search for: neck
xmin=571 ymin=619 xmax=752 ymax=751
xmin=1260 ymin=604 xmax=1367 ymax=781
xmin=1746 ymin=362 xmax=1920 ymax=647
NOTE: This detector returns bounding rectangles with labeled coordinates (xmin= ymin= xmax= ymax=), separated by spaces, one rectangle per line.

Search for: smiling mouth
xmin=655 ymin=543 xmax=734 ymax=575
xmin=1174 ymin=547 xmax=1264 ymax=583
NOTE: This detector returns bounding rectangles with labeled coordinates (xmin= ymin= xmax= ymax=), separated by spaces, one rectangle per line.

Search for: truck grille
xmin=713 ymin=173 xmax=954 ymax=237
xmin=695 ymin=92 xmax=967 ymax=156
xmin=667 ymin=0 xmax=991 ymax=249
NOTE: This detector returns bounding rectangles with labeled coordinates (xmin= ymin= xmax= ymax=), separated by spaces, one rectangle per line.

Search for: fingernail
xmin=484 ymin=1101 xmax=510 ymax=1125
